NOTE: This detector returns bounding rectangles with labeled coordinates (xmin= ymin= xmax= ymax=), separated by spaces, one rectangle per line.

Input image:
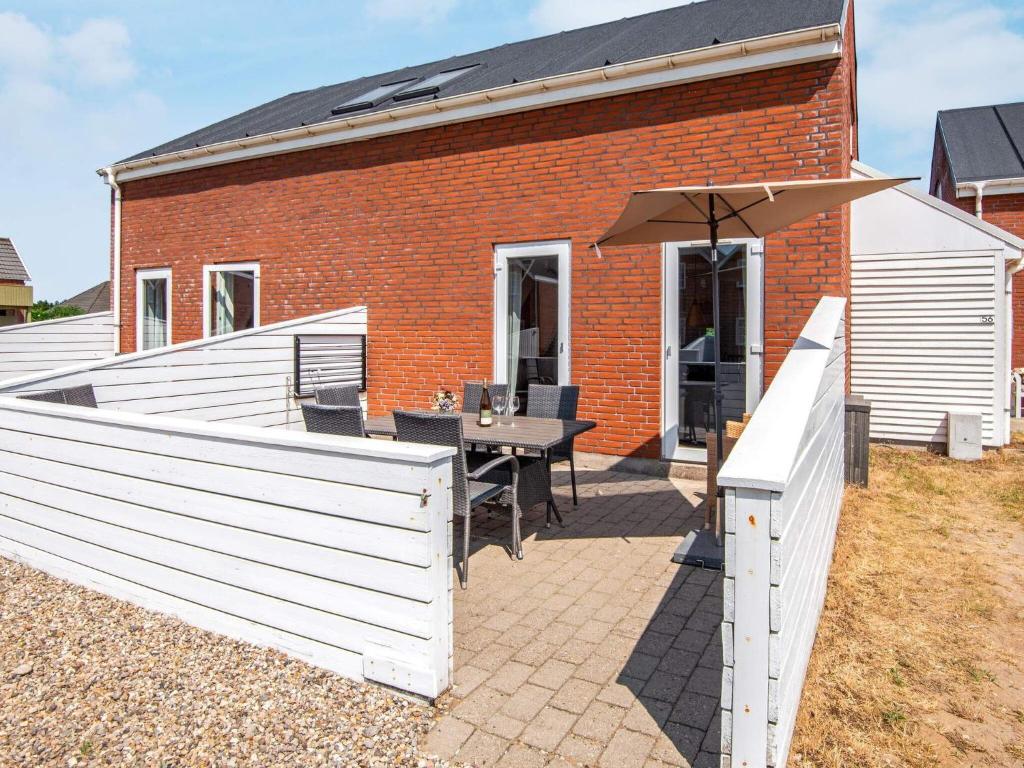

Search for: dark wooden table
xmin=364 ymin=412 xmax=596 ymax=524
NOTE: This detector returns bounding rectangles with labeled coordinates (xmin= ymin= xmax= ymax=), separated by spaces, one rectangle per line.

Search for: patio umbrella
xmin=594 ymin=176 xmax=912 ymax=562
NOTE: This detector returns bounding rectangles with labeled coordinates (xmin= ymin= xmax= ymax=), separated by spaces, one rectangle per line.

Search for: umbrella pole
xmin=676 ymin=198 xmax=727 ymax=569
xmin=709 ymin=198 xmax=725 ymax=545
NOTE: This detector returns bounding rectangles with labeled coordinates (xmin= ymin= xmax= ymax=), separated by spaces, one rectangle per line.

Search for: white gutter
xmin=100 ymin=24 xmax=842 ymax=183
xmin=957 ymin=177 xmax=1024 ymax=201
xmin=101 ymin=167 xmax=121 ymax=353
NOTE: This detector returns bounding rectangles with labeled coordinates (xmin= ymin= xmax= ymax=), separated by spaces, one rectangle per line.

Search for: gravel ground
xmin=0 ymin=556 xmax=458 ymax=768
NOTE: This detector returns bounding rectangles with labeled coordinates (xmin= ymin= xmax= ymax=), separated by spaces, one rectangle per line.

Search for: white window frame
xmin=135 ymin=267 xmax=172 ymax=352
xmin=661 ymin=238 xmax=764 ymax=463
xmin=202 ymin=262 xmax=261 ymax=339
xmin=493 ymin=240 xmax=572 ymax=386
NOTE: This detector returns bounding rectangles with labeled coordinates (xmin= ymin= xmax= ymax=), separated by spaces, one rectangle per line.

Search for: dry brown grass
xmin=790 ymin=440 xmax=1024 ymax=768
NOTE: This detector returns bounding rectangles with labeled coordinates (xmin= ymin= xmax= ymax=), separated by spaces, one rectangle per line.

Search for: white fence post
xmin=722 ymin=486 xmax=775 ymax=765
xmin=718 ymin=296 xmax=847 ymax=768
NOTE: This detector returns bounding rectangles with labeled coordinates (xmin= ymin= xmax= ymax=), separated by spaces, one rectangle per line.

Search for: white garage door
xmin=851 ymin=249 xmax=999 ymax=445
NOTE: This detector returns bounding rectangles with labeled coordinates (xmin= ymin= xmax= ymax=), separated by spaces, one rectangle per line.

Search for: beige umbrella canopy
xmin=593 ymin=175 xmax=913 ymax=561
xmin=595 ymin=177 xmax=911 ymax=248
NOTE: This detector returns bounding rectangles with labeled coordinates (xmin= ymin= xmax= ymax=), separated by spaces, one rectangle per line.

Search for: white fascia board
xmin=853 ymin=160 xmax=1024 ymax=255
xmin=956 ymin=178 xmax=1024 ymax=198
xmin=110 ymin=31 xmax=841 ymax=183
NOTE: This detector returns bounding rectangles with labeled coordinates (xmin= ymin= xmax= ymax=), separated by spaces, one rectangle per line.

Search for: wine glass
xmin=508 ymin=395 xmax=520 ymax=426
xmin=492 ymin=394 xmax=505 ymax=425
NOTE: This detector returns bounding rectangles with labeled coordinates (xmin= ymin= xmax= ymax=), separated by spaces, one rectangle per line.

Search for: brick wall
xmin=116 ymin=40 xmax=856 ymax=459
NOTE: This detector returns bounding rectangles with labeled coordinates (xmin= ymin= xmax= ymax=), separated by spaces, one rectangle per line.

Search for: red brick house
xmin=99 ymin=0 xmax=858 ymax=465
xmin=931 ymin=101 xmax=1024 ymax=368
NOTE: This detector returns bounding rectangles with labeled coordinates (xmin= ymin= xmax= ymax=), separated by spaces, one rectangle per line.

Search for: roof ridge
xmin=939 ymin=100 xmax=1024 ymax=116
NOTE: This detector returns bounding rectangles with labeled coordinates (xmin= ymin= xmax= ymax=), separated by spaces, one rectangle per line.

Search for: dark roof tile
xmin=121 ymin=0 xmax=844 ymax=163
xmin=59 ymin=281 xmax=111 ymax=314
xmin=938 ymin=101 xmax=1024 ymax=183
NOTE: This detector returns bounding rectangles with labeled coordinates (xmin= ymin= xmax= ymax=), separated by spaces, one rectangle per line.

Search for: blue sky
xmin=2 ymin=0 xmax=1023 ymax=300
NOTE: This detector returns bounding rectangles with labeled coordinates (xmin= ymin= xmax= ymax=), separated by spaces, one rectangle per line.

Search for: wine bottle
xmin=479 ymin=380 xmax=493 ymax=427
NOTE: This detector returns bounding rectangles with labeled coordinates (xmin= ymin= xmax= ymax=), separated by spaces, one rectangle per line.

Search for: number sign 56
xmin=980 ymin=315 xmax=995 ymax=325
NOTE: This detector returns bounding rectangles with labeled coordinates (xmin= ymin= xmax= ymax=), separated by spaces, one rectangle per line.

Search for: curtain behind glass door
xmin=212 ymin=271 xmax=234 ymax=336
xmin=506 ymin=261 xmax=523 ymax=401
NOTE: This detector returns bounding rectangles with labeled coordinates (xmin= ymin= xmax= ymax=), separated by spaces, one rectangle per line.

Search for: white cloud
xmin=857 ymin=0 xmax=1024 ymax=174
xmin=365 ymin=0 xmax=460 ymax=24
xmin=0 ymin=12 xmax=53 ymax=73
xmin=528 ymin=0 xmax=691 ymax=33
xmin=0 ymin=14 xmax=149 ymax=152
xmin=0 ymin=12 xmax=165 ymax=300
xmin=59 ymin=19 xmax=136 ymax=86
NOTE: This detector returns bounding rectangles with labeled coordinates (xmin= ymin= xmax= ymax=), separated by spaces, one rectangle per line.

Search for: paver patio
xmin=422 ymin=466 xmax=723 ymax=768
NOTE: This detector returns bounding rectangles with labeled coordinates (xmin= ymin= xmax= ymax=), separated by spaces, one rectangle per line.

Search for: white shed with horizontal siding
xmin=851 ymin=161 xmax=1024 ymax=447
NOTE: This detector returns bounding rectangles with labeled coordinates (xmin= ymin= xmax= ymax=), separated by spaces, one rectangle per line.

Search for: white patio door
xmin=494 ymin=241 xmax=571 ymax=405
xmin=136 ymin=268 xmax=172 ymax=352
xmin=661 ymin=239 xmax=764 ymax=462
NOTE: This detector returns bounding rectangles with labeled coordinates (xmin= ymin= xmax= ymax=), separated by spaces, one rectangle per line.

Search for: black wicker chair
xmin=527 ymin=384 xmax=581 ymax=505
xmin=462 ymin=381 xmax=509 ymax=452
xmin=461 ymin=382 xmax=508 ymax=414
xmin=314 ymin=383 xmax=362 ymax=408
xmin=301 ymin=403 xmax=367 ymax=438
xmin=61 ymin=384 xmax=98 ymax=408
xmin=16 ymin=390 xmax=66 ymax=404
xmin=394 ymin=410 xmax=521 ymax=587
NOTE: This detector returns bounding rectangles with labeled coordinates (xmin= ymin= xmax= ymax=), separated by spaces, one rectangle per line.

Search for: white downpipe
xmin=1011 ymin=256 xmax=1024 ymax=424
xmin=102 ymin=167 xmax=122 ymax=354
xmin=969 ymin=181 xmax=987 ymax=218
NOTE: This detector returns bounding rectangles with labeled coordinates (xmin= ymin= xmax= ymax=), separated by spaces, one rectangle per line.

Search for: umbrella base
xmin=672 ymin=529 xmax=724 ymax=570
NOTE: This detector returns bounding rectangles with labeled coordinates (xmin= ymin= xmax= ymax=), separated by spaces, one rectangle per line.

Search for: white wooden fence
xmin=0 ymin=307 xmax=366 ymax=428
xmin=717 ymin=296 xmax=847 ymax=768
xmin=0 ymin=396 xmax=455 ymax=699
xmin=0 ymin=312 xmax=116 ymax=382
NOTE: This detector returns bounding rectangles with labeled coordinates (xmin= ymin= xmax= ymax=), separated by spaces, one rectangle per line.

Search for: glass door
xmin=494 ymin=241 xmax=571 ymax=412
xmin=662 ymin=240 xmax=763 ymax=462
xmin=136 ymin=268 xmax=172 ymax=352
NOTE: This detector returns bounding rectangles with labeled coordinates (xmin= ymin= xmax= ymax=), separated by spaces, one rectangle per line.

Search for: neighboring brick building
xmin=100 ymin=0 xmax=858 ymax=462
xmin=930 ymin=102 xmax=1024 ymax=368
xmin=0 ymin=238 xmax=32 ymax=327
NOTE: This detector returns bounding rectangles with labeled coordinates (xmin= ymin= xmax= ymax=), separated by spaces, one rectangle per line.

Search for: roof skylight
xmin=392 ymin=65 xmax=479 ymax=102
xmin=331 ymin=79 xmax=417 ymax=115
